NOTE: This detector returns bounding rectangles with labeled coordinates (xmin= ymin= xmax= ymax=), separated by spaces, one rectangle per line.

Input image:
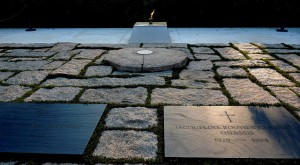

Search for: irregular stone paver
xmin=0 ymin=61 xmax=49 ymax=70
xmin=48 ymin=42 xmax=78 ymax=52
xmin=51 ymin=59 xmax=91 ymax=75
xmin=171 ymin=79 xmax=220 ymax=89
xmin=249 ymin=68 xmax=295 ymax=86
xmin=275 ymin=54 xmax=300 ymax=67
xmin=267 ymin=49 xmax=300 ymax=54
xmin=241 ymin=48 xmax=263 ymax=54
xmin=179 ymin=70 xmax=214 ymax=80
xmin=50 ymin=51 xmax=78 ymax=60
xmin=0 ymin=43 xmax=55 ymax=48
xmin=7 ymin=57 xmax=46 ymax=62
xmin=43 ymin=76 xmax=165 ymax=87
xmin=94 ymin=56 xmax=105 ymax=65
xmin=233 ymin=43 xmax=263 ymax=54
xmin=268 ymin=86 xmax=300 ymax=109
xmin=74 ymin=49 xmax=105 ymax=59
xmin=5 ymin=71 xmax=50 ymax=85
xmin=151 ymin=88 xmax=228 ymax=105
xmin=214 ymin=60 xmax=268 ymax=67
xmin=85 ymin=66 xmax=113 ymax=77
xmin=223 ymin=78 xmax=279 ymax=104
xmin=290 ymin=87 xmax=300 ymax=96
xmin=93 ymin=130 xmax=157 ymax=159
xmin=32 ymin=48 xmax=50 ymax=52
xmin=80 ymin=87 xmax=147 ymax=105
xmin=106 ymin=107 xmax=157 ymax=129
xmin=4 ymin=51 xmax=55 ymax=57
xmin=269 ymin=60 xmax=298 ymax=72
xmin=214 ymin=47 xmax=246 ymax=60
xmin=191 ymin=47 xmax=215 ymax=54
xmin=289 ymin=73 xmax=300 ymax=83
xmin=43 ymin=61 xmax=65 ymax=70
xmin=194 ymin=54 xmax=221 ymax=60
xmin=0 ymin=85 xmax=31 ymax=101
xmin=25 ymin=87 xmax=81 ymax=102
xmin=170 ymin=48 xmax=194 ymax=60
xmin=186 ymin=60 xmax=213 ymax=70
xmin=254 ymin=43 xmax=287 ymax=49
xmin=113 ymin=70 xmax=173 ymax=77
xmin=5 ymin=49 xmax=31 ymax=53
xmin=247 ymin=54 xmax=275 ymax=60
xmin=0 ymin=72 xmax=14 ymax=81
xmin=217 ymin=67 xmax=247 ymax=77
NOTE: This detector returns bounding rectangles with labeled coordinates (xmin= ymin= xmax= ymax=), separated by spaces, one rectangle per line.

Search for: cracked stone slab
xmin=4 ymin=51 xmax=56 ymax=57
xmin=74 ymin=49 xmax=105 ymax=60
xmin=0 ymin=43 xmax=56 ymax=48
xmin=43 ymin=76 xmax=165 ymax=87
xmin=171 ymin=79 xmax=220 ymax=89
xmin=254 ymin=43 xmax=287 ymax=49
xmin=213 ymin=60 xmax=268 ymax=67
xmin=249 ymin=68 xmax=295 ymax=86
xmin=290 ymin=73 xmax=300 ymax=83
xmin=179 ymin=70 xmax=215 ymax=80
xmin=247 ymin=54 xmax=275 ymax=60
xmin=0 ymin=85 xmax=31 ymax=101
xmin=25 ymin=87 xmax=81 ymax=102
xmin=5 ymin=71 xmax=50 ymax=85
xmin=214 ymin=48 xmax=246 ymax=60
xmin=85 ymin=66 xmax=113 ymax=77
xmin=50 ymin=50 xmax=79 ymax=60
xmin=223 ymin=78 xmax=279 ymax=105
xmin=186 ymin=60 xmax=213 ymax=71
xmin=267 ymin=49 xmax=300 ymax=54
xmin=93 ymin=130 xmax=157 ymax=159
xmin=268 ymin=86 xmax=300 ymax=109
xmin=113 ymin=70 xmax=173 ymax=77
xmin=269 ymin=60 xmax=298 ymax=72
xmin=106 ymin=107 xmax=157 ymax=129
xmin=0 ymin=61 xmax=50 ymax=70
xmin=80 ymin=87 xmax=147 ymax=105
xmin=194 ymin=54 xmax=221 ymax=60
xmin=48 ymin=42 xmax=78 ymax=52
xmin=217 ymin=67 xmax=247 ymax=77
xmin=151 ymin=88 xmax=228 ymax=105
xmin=275 ymin=54 xmax=300 ymax=67
xmin=191 ymin=47 xmax=215 ymax=54
xmin=51 ymin=59 xmax=91 ymax=75
xmin=0 ymin=72 xmax=14 ymax=81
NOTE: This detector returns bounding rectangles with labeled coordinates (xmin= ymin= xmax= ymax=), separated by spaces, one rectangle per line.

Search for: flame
xmin=150 ymin=9 xmax=155 ymax=19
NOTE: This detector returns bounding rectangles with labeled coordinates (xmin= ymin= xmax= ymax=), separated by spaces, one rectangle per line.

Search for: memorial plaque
xmin=0 ymin=103 xmax=106 ymax=155
xmin=164 ymin=106 xmax=300 ymax=158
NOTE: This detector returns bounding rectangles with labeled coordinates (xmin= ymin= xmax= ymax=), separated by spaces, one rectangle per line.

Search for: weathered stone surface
xmin=179 ymin=70 xmax=214 ymax=80
xmin=32 ymin=48 xmax=50 ymax=52
xmin=48 ymin=42 xmax=78 ymax=52
xmin=171 ymin=79 xmax=220 ymax=89
xmin=74 ymin=49 xmax=105 ymax=60
xmin=290 ymin=87 xmax=300 ymax=95
xmin=290 ymin=73 xmax=300 ymax=83
xmin=0 ymin=72 xmax=14 ymax=81
xmin=0 ymin=85 xmax=31 ymax=101
xmin=113 ymin=70 xmax=173 ymax=77
xmin=25 ymin=87 xmax=81 ymax=102
xmin=51 ymin=59 xmax=91 ymax=75
xmin=93 ymin=130 xmax=157 ymax=159
xmin=0 ymin=43 xmax=55 ymax=48
xmin=268 ymin=86 xmax=300 ymax=109
xmin=151 ymin=88 xmax=228 ymax=105
xmin=223 ymin=78 xmax=279 ymax=104
xmin=249 ymin=68 xmax=295 ymax=86
xmin=217 ymin=67 xmax=247 ymax=77
xmin=267 ymin=49 xmax=300 ymax=54
xmin=85 ymin=66 xmax=113 ymax=77
xmin=0 ymin=61 xmax=49 ymax=70
xmin=255 ymin=43 xmax=287 ymax=49
xmin=171 ymin=48 xmax=194 ymax=60
xmin=214 ymin=48 xmax=246 ymax=60
xmin=80 ymin=87 xmax=147 ymax=105
xmin=275 ymin=54 xmax=300 ymax=67
xmin=4 ymin=51 xmax=55 ymax=57
xmin=191 ymin=47 xmax=215 ymax=54
xmin=186 ymin=61 xmax=213 ymax=71
xmin=43 ymin=76 xmax=165 ymax=87
xmin=214 ymin=60 xmax=268 ymax=67
xmin=191 ymin=43 xmax=230 ymax=47
xmin=7 ymin=57 xmax=46 ymax=62
xmin=269 ymin=60 xmax=298 ymax=72
xmin=94 ymin=56 xmax=105 ymax=65
xmin=50 ymin=51 xmax=79 ymax=60
xmin=43 ymin=61 xmax=65 ymax=70
xmin=194 ymin=54 xmax=221 ymax=60
xmin=247 ymin=54 xmax=275 ymax=60
xmin=5 ymin=71 xmax=50 ymax=85
xmin=106 ymin=107 xmax=157 ymax=129
xmin=5 ymin=49 xmax=31 ymax=53
xmin=241 ymin=48 xmax=263 ymax=54
xmin=233 ymin=43 xmax=263 ymax=54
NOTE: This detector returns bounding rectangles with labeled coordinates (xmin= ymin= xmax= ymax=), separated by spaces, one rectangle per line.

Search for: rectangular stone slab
xmin=0 ymin=103 xmax=106 ymax=155
xmin=164 ymin=106 xmax=300 ymax=158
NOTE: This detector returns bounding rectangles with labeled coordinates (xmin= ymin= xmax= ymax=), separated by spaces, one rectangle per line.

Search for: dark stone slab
xmin=0 ymin=103 xmax=106 ymax=155
xmin=164 ymin=106 xmax=300 ymax=158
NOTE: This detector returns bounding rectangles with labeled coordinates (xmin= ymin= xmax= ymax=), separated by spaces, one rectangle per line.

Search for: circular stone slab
xmin=104 ymin=48 xmax=188 ymax=72
xmin=137 ymin=50 xmax=153 ymax=55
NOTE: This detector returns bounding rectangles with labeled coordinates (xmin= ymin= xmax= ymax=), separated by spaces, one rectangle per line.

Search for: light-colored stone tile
xmin=0 ymin=61 xmax=50 ymax=70
xmin=5 ymin=49 xmax=31 ymax=53
xmin=48 ymin=42 xmax=78 ymax=52
xmin=7 ymin=57 xmax=46 ymax=62
xmin=106 ymin=107 xmax=157 ymax=129
xmin=43 ymin=61 xmax=65 ymax=70
xmin=194 ymin=54 xmax=221 ymax=60
xmin=249 ymin=68 xmax=295 ymax=86
xmin=214 ymin=60 xmax=268 ymax=67
xmin=113 ymin=70 xmax=173 ymax=77
xmin=275 ymin=54 xmax=300 ymax=67
xmin=25 ymin=87 xmax=81 ymax=102
xmin=247 ymin=54 xmax=275 ymax=60
xmin=85 ymin=66 xmax=113 ymax=77
xmin=50 ymin=51 xmax=78 ymax=61
xmin=290 ymin=73 xmax=300 ymax=83
xmin=5 ymin=71 xmax=50 ymax=85
xmin=171 ymin=48 xmax=194 ymax=60
xmin=269 ymin=60 xmax=298 ymax=72
xmin=233 ymin=43 xmax=258 ymax=49
xmin=179 ymin=70 xmax=214 ymax=80
xmin=80 ymin=87 xmax=147 ymax=105
xmin=74 ymin=49 xmax=105 ymax=60
xmin=0 ymin=43 xmax=55 ymax=48
xmin=186 ymin=61 xmax=213 ymax=71
xmin=151 ymin=88 xmax=228 ymax=105
xmin=51 ymin=59 xmax=91 ymax=76
xmin=171 ymin=79 xmax=220 ymax=89
xmin=255 ymin=43 xmax=287 ymax=49
xmin=268 ymin=86 xmax=300 ymax=109
xmin=0 ymin=72 xmax=14 ymax=81
xmin=93 ymin=130 xmax=157 ymax=159
xmin=223 ymin=78 xmax=279 ymax=104
xmin=191 ymin=47 xmax=215 ymax=54
xmin=217 ymin=67 xmax=247 ymax=77
xmin=267 ymin=49 xmax=300 ymax=54
xmin=0 ymin=85 xmax=31 ymax=101
xmin=215 ymin=47 xmax=246 ymax=60
xmin=290 ymin=87 xmax=300 ymax=96
xmin=32 ymin=48 xmax=50 ymax=52
xmin=4 ymin=51 xmax=55 ymax=57
xmin=240 ymin=48 xmax=263 ymax=54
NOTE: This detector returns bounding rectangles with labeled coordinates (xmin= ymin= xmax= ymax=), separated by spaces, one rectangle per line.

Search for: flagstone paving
xmin=1 ymin=42 xmax=300 ymax=164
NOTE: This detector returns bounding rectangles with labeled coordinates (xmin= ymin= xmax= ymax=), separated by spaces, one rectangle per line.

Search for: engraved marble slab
xmin=164 ymin=106 xmax=300 ymax=158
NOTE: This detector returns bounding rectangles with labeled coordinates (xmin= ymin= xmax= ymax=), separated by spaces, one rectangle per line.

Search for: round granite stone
xmin=104 ymin=48 xmax=188 ymax=72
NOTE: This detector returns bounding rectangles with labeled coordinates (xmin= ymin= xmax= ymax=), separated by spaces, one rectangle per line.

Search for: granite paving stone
xmin=106 ymin=107 xmax=157 ymax=129
xmin=186 ymin=60 xmax=213 ymax=70
xmin=214 ymin=47 xmax=246 ymax=60
xmin=151 ymin=88 xmax=228 ymax=105
xmin=289 ymin=73 xmax=300 ymax=83
xmin=43 ymin=61 xmax=65 ymax=70
xmin=80 ymin=87 xmax=147 ymax=105
xmin=194 ymin=54 xmax=221 ymax=60
xmin=213 ymin=60 xmax=268 ymax=67
xmin=32 ymin=48 xmax=50 ymax=52
xmin=217 ymin=67 xmax=247 ymax=77
xmin=179 ymin=70 xmax=215 ymax=80
xmin=247 ymin=54 xmax=275 ymax=60
xmin=0 ymin=61 xmax=50 ymax=70
xmin=5 ymin=49 xmax=31 ymax=53
xmin=254 ymin=43 xmax=287 ymax=49
xmin=112 ymin=70 xmax=173 ymax=77
xmin=48 ymin=42 xmax=78 ymax=52
xmin=0 ymin=43 xmax=55 ymax=48
xmin=191 ymin=43 xmax=230 ymax=47
xmin=85 ymin=66 xmax=113 ymax=77
xmin=0 ymin=72 xmax=14 ymax=81
xmin=275 ymin=54 xmax=300 ymax=67
xmin=74 ymin=49 xmax=105 ymax=60
xmin=290 ymin=87 xmax=300 ymax=96
xmin=93 ymin=130 xmax=157 ymax=159
xmin=25 ymin=87 xmax=81 ymax=102
xmin=249 ymin=68 xmax=295 ymax=86
xmin=269 ymin=60 xmax=299 ymax=72
xmin=171 ymin=48 xmax=194 ymax=60
xmin=233 ymin=43 xmax=263 ymax=54
xmin=0 ymin=85 xmax=31 ymax=101
xmin=51 ymin=59 xmax=91 ymax=75
xmin=267 ymin=49 xmax=300 ymax=54
xmin=191 ymin=47 xmax=215 ymax=54
xmin=5 ymin=71 xmax=50 ymax=85
xmin=171 ymin=79 xmax=220 ymax=89
xmin=7 ymin=57 xmax=46 ymax=62
xmin=50 ymin=51 xmax=78 ymax=61
xmin=268 ymin=86 xmax=300 ymax=109
xmin=4 ymin=51 xmax=56 ymax=57
xmin=223 ymin=78 xmax=279 ymax=104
